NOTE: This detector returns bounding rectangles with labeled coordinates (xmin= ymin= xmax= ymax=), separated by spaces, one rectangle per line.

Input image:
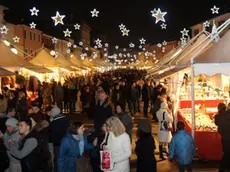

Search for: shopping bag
xmin=100 ymin=150 xmax=113 ymax=170
xmin=76 ymin=157 xmax=93 ymax=172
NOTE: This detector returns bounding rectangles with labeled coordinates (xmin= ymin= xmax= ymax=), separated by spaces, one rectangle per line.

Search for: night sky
xmin=1 ymin=0 xmax=230 ymax=48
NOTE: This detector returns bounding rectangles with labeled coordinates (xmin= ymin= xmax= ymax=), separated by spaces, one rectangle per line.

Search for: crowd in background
xmin=0 ymin=68 xmax=229 ymax=172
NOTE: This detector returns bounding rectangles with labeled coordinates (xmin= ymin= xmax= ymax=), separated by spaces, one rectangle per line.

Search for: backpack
xmin=31 ymin=131 xmax=50 ymax=168
xmin=160 ymin=112 xmax=168 ymax=131
xmin=0 ymin=139 xmax=9 ymax=171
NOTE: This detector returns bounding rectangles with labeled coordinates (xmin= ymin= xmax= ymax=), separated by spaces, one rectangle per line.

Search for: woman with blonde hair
xmin=101 ymin=116 xmax=131 ymax=172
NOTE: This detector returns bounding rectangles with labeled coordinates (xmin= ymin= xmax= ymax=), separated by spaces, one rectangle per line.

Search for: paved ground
xmin=64 ymin=111 xmax=220 ymax=172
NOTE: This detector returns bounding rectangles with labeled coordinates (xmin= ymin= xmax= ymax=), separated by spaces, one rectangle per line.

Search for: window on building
xmin=30 ymin=32 xmax=32 ymax=40
xmin=38 ymin=34 xmax=40 ymax=42
xmin=24 ymin=30 xmax=27 ymax=39
xmin=34 ymin=33 xmax=36 ymax=41
xmin=194 ymin=29 xmax=199 ymax=36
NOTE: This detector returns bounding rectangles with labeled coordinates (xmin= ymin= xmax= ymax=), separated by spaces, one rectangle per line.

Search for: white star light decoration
xmin=181 ymin=28 xmax=189 ymax=37
xmin=73 ymin=44 xmax=77 ymax=48
xmin=0 ymin=25 xmax=9 ymax=34
xmin=152 ymin=8 xmax=167 ymax=24
xmin=151 ymin=9 xmax=158 ymax=16
xmin=51 ymin=11 xmax=65 ymax=26
xmin=122 ymin=28 xmax=130 ymax=36
xmin=139 ymin=45 xmax=142 ymax=49
xmin=211 ymin=6 xmax=219 ymax=14
xmin=115 ymin=45 xmax=119 ymax=49
xmin=157 ymin=43 xmax=162 ymax=48
xmin=161 ymin=23 xmax=167 ymax=29
xmin=66 ymin=49 xmax=71 ymax=54
xmin=94 ymin=45 xmax=98 ymax=49
xmin=140 ymin=38 xmax=146 ymax=45
xmin=85 ymin=47 xmax=89 ymax=51
xmin=30 ymin=7 xmax=39 ymax=16
xmin=162 ymin=41 xmax=167 ymax=46
xmin=91 ymin=9 xmax=99 ymax=17
xmin=13 ymin=36 xmax=20 ymax=43
xmin=74 ymin=23 xmax=81 ymax=30
xmin=203 ymin=21 xmax=210 ymax=28
xmin=95 ymin=38 xmax=102 ymax=45
xmin=63 ymin=29 xmax=72 ymax=37
xmin=52 ymin=37 xmax=58 ymax=44
xmin=98 ymin=44 xmax=103 ymax=48
xmin=180 ymin=37 xmax=187 ymax=45
xmin=119 ymin=24 xmax=126 ymax=30
xmin=79 ymin=41 xmax=83 ymax=46
xmin=129 ymin=43 xmax=135 ymax=48
xmin=67 ymin=42 xmax=72 ymax=47
xmin=105 ymin=43 xmax=109 ymax=48
xmin=30 ymin=22 xmax=36 ymax=28
xmin=123 ymin=48 xmax=126 ymax=52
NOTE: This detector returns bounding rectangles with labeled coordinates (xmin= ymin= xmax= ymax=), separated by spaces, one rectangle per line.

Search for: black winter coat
xmin=142 ymin=84 xmax=150 ymax=101
xmin=49 ymin=114 xmax=69 ymax=146
xmin=215 ymin=110 xmax=230 ymax=153
xmin=135 ymin=134 xmax=157 ymax=172
xmin=94 ymin=98 xmax=113 ymax=136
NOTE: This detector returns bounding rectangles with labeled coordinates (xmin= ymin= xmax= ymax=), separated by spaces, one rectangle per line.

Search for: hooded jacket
xmin=4 ymin=129 xmax=21 ymax=164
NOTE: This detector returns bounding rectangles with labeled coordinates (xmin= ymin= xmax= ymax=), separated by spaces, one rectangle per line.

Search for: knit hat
xmin=138 ymin=119 xmax=152 ymax=133
xmin=160 ymin=102 xmax=168 ymax=109
xmin=51 ymin=107 xmax=61 ymax=117
xmin=5 ymin=118 xmax=18 ymax=129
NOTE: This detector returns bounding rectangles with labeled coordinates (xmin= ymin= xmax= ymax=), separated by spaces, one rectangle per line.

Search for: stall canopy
xmin=0 ymin=67 xmax=15 ymax=76
xmin=55 ymin=53 xmax=76 ymax=71
xmin=149 ymin=32 xmax=212 ymax=79
xmin=0 ymin=41 xmax=52 ymax=73
xmin=193 ymin=29 xmax=230 ymax=76
xmin=30 ymin=49 xmax=60 ymax=67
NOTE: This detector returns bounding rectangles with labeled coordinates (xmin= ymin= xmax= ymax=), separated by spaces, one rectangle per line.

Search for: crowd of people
xmin=0 ymin=69 xmax=229 ymax=172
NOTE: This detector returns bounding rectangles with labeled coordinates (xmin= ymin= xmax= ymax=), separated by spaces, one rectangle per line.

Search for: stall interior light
xmin=50 ymin=50 xmax=56 ymax=56
xmin=70 ymin=54 xmax=73 ymax=58
xmin=11 ymin=48 xmax=18 ymax=55
xmin=3 ymin=40 xmax=10 ymax=46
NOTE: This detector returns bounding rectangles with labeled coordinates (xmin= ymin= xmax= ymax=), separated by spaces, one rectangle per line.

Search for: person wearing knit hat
xmin=5 ymin=118 xmax=18 ymax=130
xmin=51 ymin=107 xmax=61 ymax=117
xmin=3 ymin=117 xmax=22 ymax=172
xmin=136 ymin=119 xmax=156 ymax=172
xmin=137 ymin=119 xmax=152 ymax=133
xmin=49 ymin=106 xmax=69 ymax=171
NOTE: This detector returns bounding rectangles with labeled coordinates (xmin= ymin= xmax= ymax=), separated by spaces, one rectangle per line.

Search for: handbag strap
xmin=163 ymin=111 xmax=166 ymax=120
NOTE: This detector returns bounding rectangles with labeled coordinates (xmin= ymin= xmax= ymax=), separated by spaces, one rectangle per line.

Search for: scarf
xmin=73 ymin=134 xmax=85 ymax=156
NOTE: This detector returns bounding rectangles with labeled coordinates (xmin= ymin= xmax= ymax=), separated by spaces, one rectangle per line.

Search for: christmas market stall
xmin=149 ymin=22 xmax=230 ymax=160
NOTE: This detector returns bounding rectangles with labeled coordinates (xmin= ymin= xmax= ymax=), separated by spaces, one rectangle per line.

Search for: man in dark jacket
xmin=49 ymin=107 xmax=69 ymax=172
xmin=94 ymin=92 xmax=113 ymax=136
xmin=215 ymin=106 xmax=230 ymax=172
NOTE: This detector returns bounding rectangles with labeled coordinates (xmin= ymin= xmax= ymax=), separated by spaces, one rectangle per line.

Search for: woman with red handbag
xmin=100 ymin=117 xmax=131 ymax=172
